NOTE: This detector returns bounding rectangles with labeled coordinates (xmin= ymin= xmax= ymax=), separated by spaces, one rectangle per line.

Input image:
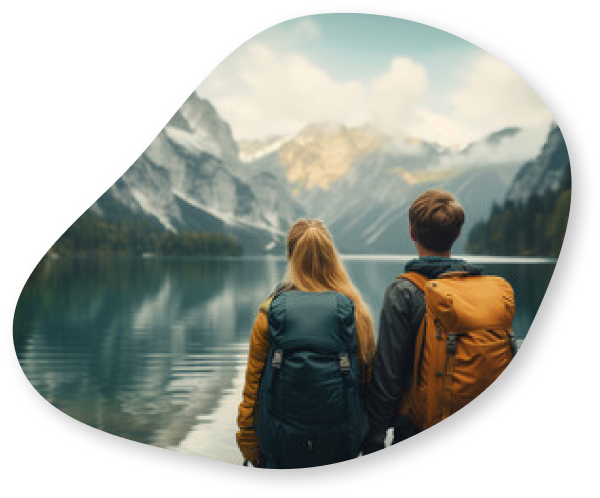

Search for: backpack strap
xmin=260 ymin=283 xmax=296 ymax=315
xmin=442 ymin=333 xmax=458 ymax=419
xmin=508 ymin=328 xmax=518 ymax=357
xmin=259 ymin=298 xmax=271 ymax=315
xmin=396 ymin=271 xmax=429 ymax=293
xmin=396 ymin=272 xmax=430 ymax=420
xmin=396 ymin=271 xmax=429 ymax=384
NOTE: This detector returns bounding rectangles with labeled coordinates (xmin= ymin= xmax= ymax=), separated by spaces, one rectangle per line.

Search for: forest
xmin=49 ymin=214 xmax=243 ymax=257
xmin=467 ymin=170 xmax=571 ymax=258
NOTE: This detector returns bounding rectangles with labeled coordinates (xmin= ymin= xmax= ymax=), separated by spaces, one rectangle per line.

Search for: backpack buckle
xmin=339 ymin=352 xmax=350 ymax=372
xmin=447 ymin=334 xmax=458 ymax=354
xmin=272 ymin=349 xmax=283 ymax=369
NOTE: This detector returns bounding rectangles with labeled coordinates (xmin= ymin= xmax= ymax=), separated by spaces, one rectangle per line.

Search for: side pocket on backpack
xmin=451 ymin=331 xmax=511 ymax=408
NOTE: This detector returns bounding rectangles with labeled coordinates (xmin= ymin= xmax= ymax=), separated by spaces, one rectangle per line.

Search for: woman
xmin=236 ymin=219 xmax=375 ymax=468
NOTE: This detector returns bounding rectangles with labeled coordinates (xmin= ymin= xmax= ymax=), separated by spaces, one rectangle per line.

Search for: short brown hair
xmin=409 ymin=189 xmax=465 ymax=252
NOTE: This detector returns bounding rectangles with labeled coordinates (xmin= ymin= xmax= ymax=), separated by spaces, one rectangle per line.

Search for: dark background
xmin=2 ymin=4 xmax=597 ymax=494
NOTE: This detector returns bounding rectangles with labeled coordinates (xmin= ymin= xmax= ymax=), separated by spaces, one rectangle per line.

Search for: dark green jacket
xmin=365 ymin=257 xmax=482 ymax=442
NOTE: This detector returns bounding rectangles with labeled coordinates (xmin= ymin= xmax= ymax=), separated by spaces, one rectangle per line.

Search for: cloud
xmin=368 ymin=57 xmax=428 ymax=136
xmin=198 ymin=45 xmax=552 ymax=147
xmin=436 ymin=125 xmax=551 ymax=170
xmin=451 ymin=55 xmax=554 ymax=135
xmin=200 ymin=50 xmax=432 ymax=141
xmin=199 ymin=43 xmax=367 ymax=139
xmin=408 ymin=109 xmax=474 ymax=147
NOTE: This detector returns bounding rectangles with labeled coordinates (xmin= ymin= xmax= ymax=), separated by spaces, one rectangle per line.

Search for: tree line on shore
xmin=50 ymin=214 xmax=243 ymax=257
xmin=467 ymin=170 xmax=571 ymax=258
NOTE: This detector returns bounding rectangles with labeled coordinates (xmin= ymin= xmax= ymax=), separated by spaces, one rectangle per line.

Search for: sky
xmin=197 ymin=14 xmax=554 ymax=147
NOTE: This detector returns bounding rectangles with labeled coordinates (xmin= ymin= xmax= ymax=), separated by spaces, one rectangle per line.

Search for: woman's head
xmin=285 ymin=219 xmax=375 ymax=365
xmin=286 ymin=219 xmax=339 ymax=289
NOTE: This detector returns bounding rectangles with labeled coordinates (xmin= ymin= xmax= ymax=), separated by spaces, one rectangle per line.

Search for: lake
xmin=13 ymin=256 xmax=555 ymax=465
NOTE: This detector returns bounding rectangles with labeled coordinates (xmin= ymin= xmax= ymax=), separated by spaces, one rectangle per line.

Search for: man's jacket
xmin=366 ymin=257 xmax=483 ymax=440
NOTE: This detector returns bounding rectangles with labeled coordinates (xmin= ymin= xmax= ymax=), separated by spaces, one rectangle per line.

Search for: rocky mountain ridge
xmin=506 ymin=123 xmax=569 ymax=204
xmin=240 ymin=121 xmax=549 ymax=253
xmin=88 ymin=93 xmax=304 ymax=253
xmin=81 ymin=94 xmax=553 ymax=255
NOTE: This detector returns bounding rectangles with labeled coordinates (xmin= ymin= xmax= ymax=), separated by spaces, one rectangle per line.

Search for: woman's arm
xmin=236 ymin=309 xmax=270 ymax=465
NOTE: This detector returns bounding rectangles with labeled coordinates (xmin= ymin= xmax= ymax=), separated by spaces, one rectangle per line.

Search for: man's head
xmin=409 ymin=189 xmax=465 ymax=256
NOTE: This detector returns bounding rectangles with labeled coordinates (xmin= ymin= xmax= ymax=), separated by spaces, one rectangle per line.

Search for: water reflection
xmin=15 ymin=258 xmax=282 ymax=458
xmin=14 ymin=257 xmax=554 ymax=464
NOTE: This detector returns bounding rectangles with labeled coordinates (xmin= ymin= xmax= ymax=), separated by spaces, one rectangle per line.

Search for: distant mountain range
xmin=78 ymin=92 xmax=554 ymax=255
xmin=240 ymin=120 xmax=549 ymax=253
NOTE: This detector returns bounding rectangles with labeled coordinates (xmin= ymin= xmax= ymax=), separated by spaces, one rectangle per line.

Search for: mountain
xmin=467 ymin=123 xmax=571 ymax=257
xmin=88 ymin=93 xmax=304 ymax=253
xmin=506 ymin=124 xmax=570 ymax=203
xmin=240 ymin=123 xmax=547 ymax=253
xmin=65 ymin=92 xmax=551 ymax=256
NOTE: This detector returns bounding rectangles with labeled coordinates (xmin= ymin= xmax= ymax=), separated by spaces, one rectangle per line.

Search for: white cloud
xmin=199 ymin=43 xmax=367 ymax=139
xmin=368 ymin=57 xmax=428 ymax=136
xmin=451 ymin=55 xmax=554 ymax=135
xmin=199 ymin=50 xmax=432 ymax=141
xmin=408 ymin=109 xmax=474 ymax=147
xmin=198 ymin=46 xmax=553 ymax=148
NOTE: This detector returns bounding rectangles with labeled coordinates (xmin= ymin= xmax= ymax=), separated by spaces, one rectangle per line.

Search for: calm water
xmin=13 ymin=256 xmax=555 ymax=464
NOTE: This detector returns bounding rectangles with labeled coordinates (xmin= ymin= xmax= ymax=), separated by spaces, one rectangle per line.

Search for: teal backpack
xmin=256 ymin=290 xmax=367 ymax=469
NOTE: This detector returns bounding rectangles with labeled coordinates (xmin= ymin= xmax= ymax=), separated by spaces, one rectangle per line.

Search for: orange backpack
xmin=398 ymin=271 xmax=516 ymax=430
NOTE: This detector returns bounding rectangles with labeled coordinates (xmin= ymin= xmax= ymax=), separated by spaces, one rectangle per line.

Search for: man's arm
xmin=363 ymin=280 xmax=419 ymax=453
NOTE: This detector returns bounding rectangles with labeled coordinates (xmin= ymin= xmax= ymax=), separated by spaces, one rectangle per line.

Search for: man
xmin=363 ymin=188 xmax=485 ymax=454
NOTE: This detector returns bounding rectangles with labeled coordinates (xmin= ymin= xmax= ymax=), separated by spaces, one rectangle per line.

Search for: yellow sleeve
xmin=236 ymin=308 xmax=270 ymax=463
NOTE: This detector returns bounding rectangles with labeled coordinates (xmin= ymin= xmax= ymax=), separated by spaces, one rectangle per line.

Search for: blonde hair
xmin=284 ymin=219 xmax=375 ymax=366
xmin=409 ymin=189 xmax=465 ymax=252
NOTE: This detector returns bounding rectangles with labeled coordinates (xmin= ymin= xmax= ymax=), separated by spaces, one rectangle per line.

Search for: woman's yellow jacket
xmin=236 ymin=298 xmax=272 ymax=464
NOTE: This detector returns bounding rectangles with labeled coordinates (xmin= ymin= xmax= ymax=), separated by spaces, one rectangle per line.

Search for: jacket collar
xmin=405 ymin=256 xmax=483 ymax=279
